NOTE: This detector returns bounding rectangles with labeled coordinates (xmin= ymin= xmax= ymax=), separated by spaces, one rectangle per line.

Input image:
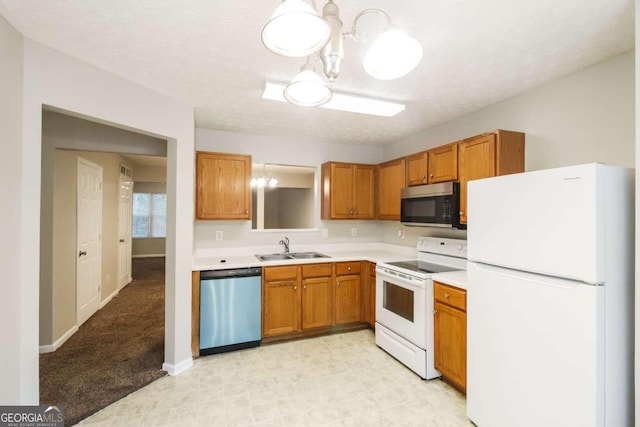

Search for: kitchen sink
xmin=255 ymin=252 xmax=330 ymax=261
xmin=255 ymin=253 xmax=293 ymax=261
xmin=289 ymin=252 xmax=330 ymax=259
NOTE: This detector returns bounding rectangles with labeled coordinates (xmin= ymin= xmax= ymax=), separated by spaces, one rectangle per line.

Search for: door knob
xmin=78 ymin=251 xmax=87 ymax=257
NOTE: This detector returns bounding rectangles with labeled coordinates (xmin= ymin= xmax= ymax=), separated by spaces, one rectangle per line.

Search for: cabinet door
xmin=377 ymin=158 xmax=406 ymax=220
xmin=335 ymin=275 xmax=361 ymax=324
xmin=302 ymin=276 xmax=333 ymax=329
xmin=263 ymin=280 xmax=300 ymax=336
xmin=458 ymin=134 xmax=496 ymax=224
xmin=327 ymin=163 xmax=355 ymax=219
xmin=196 ymin=152 xmax=251 ymax=220
xmin=353 ymin=165 xmax=376 ymax=219
xmin=406 ymin=151 xmax=428 ymax=186
xmin=427 ymin=144 xmax=458 ymax=183
xmin=434 ymin=301 xmax=467 ymax=391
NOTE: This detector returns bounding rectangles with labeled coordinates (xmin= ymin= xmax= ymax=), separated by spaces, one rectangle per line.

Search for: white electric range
xmin=375 ymin=236 xmax=467 ymax=379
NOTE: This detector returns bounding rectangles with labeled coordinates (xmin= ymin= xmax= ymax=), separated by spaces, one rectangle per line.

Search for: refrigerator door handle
xmin=470 ymin=262 xmax=601 ymax=288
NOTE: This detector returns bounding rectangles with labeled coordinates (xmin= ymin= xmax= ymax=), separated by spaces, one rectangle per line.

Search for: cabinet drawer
xmin=302 ymin=263 xmax=332 ymax=278
xmin=434 ymin=282 xmax=466 ymax=311
xmin=335 ymin=262 xmax=361 ymax=276
xmin=264 ymin=265 xmax=298 ymax=281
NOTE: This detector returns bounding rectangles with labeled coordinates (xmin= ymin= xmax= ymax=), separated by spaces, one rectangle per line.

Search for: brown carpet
xmin=40 ymin=257 xmax=167 ymax=426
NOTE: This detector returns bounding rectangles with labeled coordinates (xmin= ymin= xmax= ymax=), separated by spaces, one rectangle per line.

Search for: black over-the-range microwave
xmin=400 ymin=182 xmax=465 ymax=229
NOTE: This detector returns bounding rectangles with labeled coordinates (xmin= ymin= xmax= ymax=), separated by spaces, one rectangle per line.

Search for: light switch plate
xmin=215 ymin=230 xmax=223 ymax=241
xmin=351 ymin=227 xmax=357 ymax=237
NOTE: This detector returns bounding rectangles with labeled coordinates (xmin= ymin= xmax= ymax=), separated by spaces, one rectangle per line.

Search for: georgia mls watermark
xmin=0 ymin=406 xmax=64 ymax=427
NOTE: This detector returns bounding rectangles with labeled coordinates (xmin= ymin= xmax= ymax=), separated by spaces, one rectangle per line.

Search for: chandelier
xmin=251 ymin=164 xmax=279 ymax=188
xmin=262 ymin=0 xmax=423 ymax=107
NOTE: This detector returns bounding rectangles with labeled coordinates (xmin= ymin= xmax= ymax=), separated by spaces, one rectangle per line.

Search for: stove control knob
xmin=457 ymin=244 xmax=463 ymax=250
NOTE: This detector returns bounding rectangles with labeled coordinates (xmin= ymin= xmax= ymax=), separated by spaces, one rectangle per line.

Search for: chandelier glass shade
xmin=261 ymin=0 xmax=330 ymax=57
xmin=262 ymin=0 xmax=423 ymax=109
xmin=363 ymin=28 xmax=424 ymax=80
xmin=284 ymin=62 xmax=332 ymax=106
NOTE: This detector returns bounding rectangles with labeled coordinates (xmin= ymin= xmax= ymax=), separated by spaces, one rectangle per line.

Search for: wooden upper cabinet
xmin=196 ymin=151 xmax=251 ymax=220
xmin=406 ymin=151 xmax=428 ymax=186
xmin=377 ymin=158 xmax=406 ymax=220
xmin=321 ymin=162 xmax=375 ymax=220
xmin=458 ymin=130 xmax=524 ymax=224
xmin=428 ymin=143 xmax=458 ymax=183
xmin=353 ymin=165 xmax=376 ymax=219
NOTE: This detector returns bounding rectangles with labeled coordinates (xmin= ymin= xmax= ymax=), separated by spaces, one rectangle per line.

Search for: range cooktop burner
xmin=385 ymin=260 xmax=460 ymax=274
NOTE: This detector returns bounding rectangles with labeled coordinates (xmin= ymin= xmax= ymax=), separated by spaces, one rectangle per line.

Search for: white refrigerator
xmin=466 ymin=163 xmax=634 ymax=427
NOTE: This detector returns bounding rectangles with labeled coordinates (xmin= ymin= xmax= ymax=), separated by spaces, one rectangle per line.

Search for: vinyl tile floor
xmin=79 ymin=329 xmax=472 ymax=426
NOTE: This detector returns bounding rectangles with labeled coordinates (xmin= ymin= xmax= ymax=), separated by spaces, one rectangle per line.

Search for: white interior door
xmin=77 ymin=158 xmax=103 ymax=326
xmin=118 ymin=174 xmax=133 ymax=289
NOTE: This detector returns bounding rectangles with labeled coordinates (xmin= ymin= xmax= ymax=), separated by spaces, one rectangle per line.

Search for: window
xmin=133 ymin=193 xmax=167 ymax=238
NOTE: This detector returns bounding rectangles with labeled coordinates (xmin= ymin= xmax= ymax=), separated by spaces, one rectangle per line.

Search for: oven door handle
xmin=376 ymin=268 xmax=427 ymax=290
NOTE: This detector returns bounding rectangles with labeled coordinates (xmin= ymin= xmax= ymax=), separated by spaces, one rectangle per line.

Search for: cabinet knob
xmin=303 ymin=285 xmax=307 ymax=289
xmin=347 ymin=267 xmax=351 ymax=271
xmin=430 ymin=174 xmax=434 ymax=178
xmin=421 ymin=174 xmax=426 ymax=179
xmin=444 ymin=293 xmax=449 ymax=298
xmin=350 ymin=210 xmax=354 ymax=215
xmin=354 ymin=210 xmax=357 ymax=215
xmin=337 ymin=282 xmax=340 ymax=286
xmin=245 ymin=210 xmax=249 ymax=214
xmin=294 ymin=286 xmax=298 ymax=291
xmin=459 ymin=211 xmax=464 ymax=215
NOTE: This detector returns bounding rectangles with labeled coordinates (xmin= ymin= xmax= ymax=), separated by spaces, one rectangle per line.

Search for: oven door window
xmin=383 ymin=280 xmax=414 ymax=322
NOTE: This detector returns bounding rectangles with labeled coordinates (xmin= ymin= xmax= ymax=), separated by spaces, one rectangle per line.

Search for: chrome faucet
xmin=279 ymin=236 xmax=290 ymax=254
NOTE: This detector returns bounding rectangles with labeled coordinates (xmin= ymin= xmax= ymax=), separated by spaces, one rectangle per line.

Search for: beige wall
xmin=133 ymin=164 xmax=166 ymax=182
xmin=384 ymin=50 xmax=634 ymax=170
xmin=380 ymin=50 xmax=635 ymax=248
xmin=195 ymin=51 xmax=634 ymax=251
xmin=0 ymin=15 xmax=27 ymax=404
xmin=195 ymin=129 xmax=384 ymax=249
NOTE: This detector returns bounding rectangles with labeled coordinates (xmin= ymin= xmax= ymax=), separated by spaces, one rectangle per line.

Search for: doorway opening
xmin=39 ymin=111 xmax=169 ymax=424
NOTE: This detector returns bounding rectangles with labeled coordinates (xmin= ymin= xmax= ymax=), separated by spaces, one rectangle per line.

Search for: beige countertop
xmin=193 ymin=243 xmax=416 ymax=271
xmin=432 ymin=270 xmax=468 ymax=290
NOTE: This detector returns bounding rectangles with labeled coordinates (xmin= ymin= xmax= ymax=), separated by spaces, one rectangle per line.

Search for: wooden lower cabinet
xmin=263 ymin=262 xmax=368 ymax=339
xmin=335 ymin=274 xmax=361 ymax=324
xmin=301 ymin=276 xmax=332 ymax=329
xmin=263 ymin=279 xmax=300 ymax=336
xmin=433 ymin=282 xmax=467 ymax=392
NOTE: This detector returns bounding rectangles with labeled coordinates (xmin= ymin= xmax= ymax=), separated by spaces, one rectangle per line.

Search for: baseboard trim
xmin=100 ymin=288 xmax=119 ymax=308
xmin=162 ymin=357 xmax=194 ymax=376
xmin=132 ymin=254 xmax=166 ymax=259
xmin=39 ymin=325 xmax=79 ymax=354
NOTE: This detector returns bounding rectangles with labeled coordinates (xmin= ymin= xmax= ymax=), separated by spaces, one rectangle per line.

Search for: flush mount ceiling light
xmin=263 ymin=81 xmax=405 ymax=117
xmin=262 ymin=0 xmax=423 ymax=109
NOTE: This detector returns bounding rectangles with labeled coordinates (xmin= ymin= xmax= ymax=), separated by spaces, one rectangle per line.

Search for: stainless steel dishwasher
xmin=199 ymin=267 xmax=262 ymax=356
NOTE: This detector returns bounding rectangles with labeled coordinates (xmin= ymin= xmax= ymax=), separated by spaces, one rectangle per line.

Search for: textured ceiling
xmin=0 ymin=0 xmax=634 ymax=145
